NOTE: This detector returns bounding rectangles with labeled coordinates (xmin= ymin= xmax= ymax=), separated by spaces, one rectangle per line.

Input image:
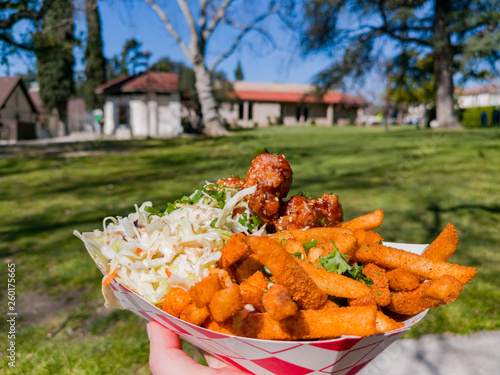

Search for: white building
xmin=219 ymin=82 xmax=366 ymax=127
xmin=95 ymin=72 xmax=182 ymax=138
xmin=457 ymin=85 xmax=500 ymax=108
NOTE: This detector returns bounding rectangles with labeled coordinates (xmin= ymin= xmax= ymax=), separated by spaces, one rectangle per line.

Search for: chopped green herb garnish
xmin=302 ymin=240 xmax=318 ymax=255
xmin=210 ymin=218 xmax=218 ymax=228
xmin=316 ymin=217 xmax=326 ymax=225
xmin=375 ymin=240 xmax=383 ymax=245
xmin=376 ymin=291 xmax=382 ymax=296
xmin=318 ymin=242 xmax=373 ymax=285
xmin=291 ymin=252 xmax=303 ymax=259
xmin=296 ymin=191 xmax=312 ymax=199
xmin=261 ymin=266 xmax=273 ymax=278
xmin=238 ymin=213 xmax=262 ymax=232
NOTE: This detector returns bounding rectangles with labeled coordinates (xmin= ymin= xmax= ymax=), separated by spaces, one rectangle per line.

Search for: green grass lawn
xmin=1 ymin=126 xmax=499 ymax=374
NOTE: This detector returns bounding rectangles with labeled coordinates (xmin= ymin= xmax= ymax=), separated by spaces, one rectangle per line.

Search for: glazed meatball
xmin=244 ymin=153 xmax=293 ymax=222
xmin=216 ymin=176 xmax=246 ymax=189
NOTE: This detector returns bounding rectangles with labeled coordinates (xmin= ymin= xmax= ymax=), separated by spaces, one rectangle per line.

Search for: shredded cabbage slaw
xmin=75 ymin=183 xmax=264 ymax=305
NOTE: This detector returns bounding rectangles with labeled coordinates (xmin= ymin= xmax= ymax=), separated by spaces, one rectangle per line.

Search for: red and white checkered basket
xmin=87 ymin=239 xmax=428 ymax=375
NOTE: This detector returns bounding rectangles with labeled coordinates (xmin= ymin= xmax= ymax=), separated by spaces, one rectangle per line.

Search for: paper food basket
xmin=83 ymin=236 xmax=428 ymax=375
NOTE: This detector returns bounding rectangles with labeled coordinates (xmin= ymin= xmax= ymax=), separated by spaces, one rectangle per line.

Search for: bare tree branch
xmin=143 ymin=0 xmax=192 ymax=60
xmin=176 ymin=0 xmax=199 ymax=53
xmin=209 ymin=10 xmax=277 ymax=73
xmin=200 ymin=0 xmax=208 ymax=33
xmin=205 ymin=0 xmax=234 ymax=39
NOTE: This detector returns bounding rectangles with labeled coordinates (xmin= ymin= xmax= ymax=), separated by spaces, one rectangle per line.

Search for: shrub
xmin=461 ymin=106 xmax=496 ymax=128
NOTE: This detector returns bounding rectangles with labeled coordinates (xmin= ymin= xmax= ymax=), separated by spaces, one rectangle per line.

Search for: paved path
xmin=359 ymin=331 xmax=500 ymax=375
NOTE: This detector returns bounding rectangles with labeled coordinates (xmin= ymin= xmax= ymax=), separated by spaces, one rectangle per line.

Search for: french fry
xmin=342 ymin=209 xmax=384 ymax=231
xmin=307 ymin=245 xmax=325 ymax=264
xmin=262 ymin=284 xmax=299 ymax=321
xmin=160 ymin=287 xmax=192 ymax=318
xmin=209 ymin=284 xmax=245 ymax=322
xmin=353 ymin=243 xmax=477 ymax=285
xmin=376 ymin=310 xmax=405 ymax=333
xmin=189 ymin=274 xmax=224 ymax=307
xmin=238 ymin=306 xmax=378 ymax=340
xmin=357 ymin=230 xmax=384 ymax=246
xmin=246 ymin=236 xmax=329 ymax=310
xmin=218 ymin=233 xmax=251 ymax=269
xmin=350 ymin=263 xmax=390 ymax=306
xmin=386 ymin=268 xmax=420 ymax=292
xmin=295 ymin=258 xmax=371 ymax=299
xmin=422 ymin=223 xmax=459 ymax=262
xmin=386 ymin=275 xmax=463 ymax=315
xmin=180 ymin=302 xmax=210 ymax=326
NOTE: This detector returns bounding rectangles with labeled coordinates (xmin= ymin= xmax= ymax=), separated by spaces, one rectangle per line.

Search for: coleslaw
xmin=75 ymin=182 xmax=265 ymax=304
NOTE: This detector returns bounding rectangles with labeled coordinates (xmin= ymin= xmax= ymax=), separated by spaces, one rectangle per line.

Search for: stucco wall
xmin=0 ymin=85 xmax=37 ymax=123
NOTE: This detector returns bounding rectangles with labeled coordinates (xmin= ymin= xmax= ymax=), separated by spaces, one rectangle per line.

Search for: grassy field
xmin=1 ymin=126 xmax=499 ymax=374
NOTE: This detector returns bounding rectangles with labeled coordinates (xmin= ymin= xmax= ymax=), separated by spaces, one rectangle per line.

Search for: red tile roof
xmin=459 ymin=85 xmax=499 ymax=96
xmin=234 ymin=90 xmax=365 ymax=105
xmin=95 ymin=72 xmax=178 ymax=94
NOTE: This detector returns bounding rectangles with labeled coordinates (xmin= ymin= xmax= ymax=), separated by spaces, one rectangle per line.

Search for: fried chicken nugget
xmin=386 ymin=268 xmax=420 ymax=292
xmin=218 ymin=233 xmax=251 ymax=269
xmin=180 ymin=302 xmax=210 ymax=326
xmin=209 ymin=284 xmax=245 ymax=322
xmin=202 ymin=316 xmax=238 ymax=336
xmin=239 ymin=270 xmax=267 ymax=312
xmin=386 ymin=275 xmax=463 ymax=315
xmin=376 ymin=311 xmax=405 ymax=333
xmin=160 ymin=287 xmax=192 ymax=318
xmin=422 ymin=222 xmax=459 ymax=262
xmin=189 ymin=274 xmax=224 ymax=307
xmin=295 ymin=258 xmax=371 ymax=299
xmin=238 ymin=306 xmax=378 ymax=340
xmin=353 ymin=243 xmax=477 ymax=285
xmin=246 ymin=236 xmax=329 ymax=310
xmin=262 ymin=284 xmax=298 ymax=321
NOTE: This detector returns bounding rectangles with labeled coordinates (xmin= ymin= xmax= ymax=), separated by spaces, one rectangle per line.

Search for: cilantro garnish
xmin=375 ymin=240 xmax=383 ymax=245
xmin=318 ymin=242 xmax=373 ymax=285
xmin=238 ymin=213 xmax=262 ymax=232
xmin=302 ymin=240 xmax=318 ymax=255
xmin=296 ymin=191 xmax=312 ymax=199
xmin=261 ymin=266 xmax=273 ymax=278
xmin=291 ymin=252 xmax=303 ymax=259
xmin=316 ymin=217 xmax=326 ymax=225
xmin=165 ymin=183 xmax=232 ymax=214
xmin=253 ymin=147 xmax=272 ymax=157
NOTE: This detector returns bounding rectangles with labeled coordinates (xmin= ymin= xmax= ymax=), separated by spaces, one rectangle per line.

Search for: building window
xmin=238 ymin=102 xmax=244 ymax=120
xmin=248 ymin=102 xmax=253 ymax=120
xmin=304 ymin=107 xmax=309 ymax=122
xmin=118 ymin=105 xmax=128 ymax=125
xmin=295 ymin=107 xmax=301 ymax=122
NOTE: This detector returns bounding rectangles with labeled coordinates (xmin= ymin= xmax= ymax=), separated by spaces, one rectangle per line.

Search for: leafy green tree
xmin=81 ymin=0 xmax=106 ymax=110
xmin=301 ymin=1 xmax=500 ymax=128
xmin=35 ymin=0 xmax=75 ymax=135
xmin=106 ymin=38 xmax=148 ymax=79
xmin=234 ymin=60 xmax=244 ymax=81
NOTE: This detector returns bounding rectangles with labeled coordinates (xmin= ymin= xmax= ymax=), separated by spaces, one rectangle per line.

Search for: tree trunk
xmin=193 ymin=62 xmax=229 ymax=136
xmin=57 ymin=102 xmax=70 ymax=136
xmin=433 ymin=0 xmax=460 ymax=128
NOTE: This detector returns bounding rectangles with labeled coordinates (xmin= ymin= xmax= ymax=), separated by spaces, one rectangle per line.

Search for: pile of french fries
xmin=159 ymin=209 xmax=477 ymax=341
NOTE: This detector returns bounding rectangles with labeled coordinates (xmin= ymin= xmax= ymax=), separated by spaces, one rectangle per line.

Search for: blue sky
xmin=1 ymin=0 xmax=394 ymax=102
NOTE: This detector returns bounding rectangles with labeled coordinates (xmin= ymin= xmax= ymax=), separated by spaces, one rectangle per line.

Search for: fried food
xmin=246 ymin=236 xmax=329 ymax=310
xmin=189 ymin=274 xmax=224 ymax=307
xmin=160 ymin=287 xmax=192 ymax=318
xmin=350 ymin=263 xmax=390 ymax=307
xmin=274 ymin=194 xmax=343 ymax=231
xmin=353 ymin=243 xmax=477 ymax=285
xmin=295 ymin=258 xmax=371 ymax=299
xmin=180 ymin=302 xmax=210 ymax=326
xmin=216 ymin=176 xmax=245 ymax=189
xmin=342 ymin=209 xmax=384 ymax=232
xmin=422 ymin=223 xmax=459 ymax=262
xmin=244 ymin=153 xmax=293 ymax=222
xmin=262 ymin=284 xmax=299 ymax=320
xmin=386 ymin=276 xmax=463 ymax=315
xmin=234 ymin=254 xmax=263 ymax=283
xmin=376 ymin=311 xmax=405 ymax=333
xmin=209 ymin=284 xmax=245 ymax=322
xmin=238 ymin=306 xmax=378 ymax=340
xmin=218 ymin=232 xmax=251 ymax=269
xmin=386 ymin=269 xmax=420 ymax=292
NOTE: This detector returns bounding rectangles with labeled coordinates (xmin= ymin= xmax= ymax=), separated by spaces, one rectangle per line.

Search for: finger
xmin=147 ymin=321 xmax=207 ymax=375
xmin=203 ymin=352 xmax=248 ymax=374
